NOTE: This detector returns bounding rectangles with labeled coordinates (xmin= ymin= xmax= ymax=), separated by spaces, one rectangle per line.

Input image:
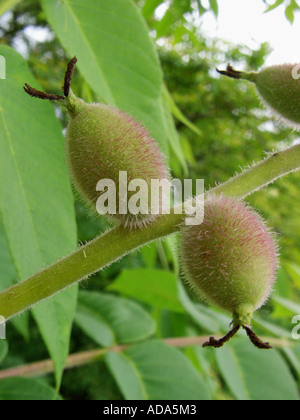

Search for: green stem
xmin=217 ymin=64 xmax=257 ymax=82
xmin=0 ymin=144 xmax=300 ymax=320
xmin=212 ymin=146 xmax=300 ymax=198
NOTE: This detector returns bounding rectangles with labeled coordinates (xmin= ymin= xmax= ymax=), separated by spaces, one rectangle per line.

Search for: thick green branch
xmin=212 ymin=145 xmax=300 ymax=198
xmin=0 ymin=144 xmax=300 ymax=320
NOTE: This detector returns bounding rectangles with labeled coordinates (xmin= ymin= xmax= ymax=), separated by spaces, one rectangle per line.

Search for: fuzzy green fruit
xmin=179 ymin=195 xmax=279 ymax=348
xmin=65 ymin=94 xmax=169 ymax=228
xmin=254 ymin=64 xmax=300 ymax=127
xmin=218 ymin=63 xmax=300 ymax=129
xmin=24 ymin=58 xmax=169 ymax=228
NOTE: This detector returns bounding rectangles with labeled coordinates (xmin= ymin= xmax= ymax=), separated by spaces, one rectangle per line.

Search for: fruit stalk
xmin=217 ymin=64 xmax=256 ymax=82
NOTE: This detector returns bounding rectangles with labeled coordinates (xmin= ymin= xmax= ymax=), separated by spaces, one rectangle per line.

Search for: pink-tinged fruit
xmin=65 ymin=100 xmax=168 ymax=228
xmin=180 ymin=195 xmax=279 ymax=328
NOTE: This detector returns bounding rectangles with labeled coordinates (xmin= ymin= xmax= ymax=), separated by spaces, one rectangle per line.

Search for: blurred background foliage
xmin=0 ymin=0 xmax=300 ymax=400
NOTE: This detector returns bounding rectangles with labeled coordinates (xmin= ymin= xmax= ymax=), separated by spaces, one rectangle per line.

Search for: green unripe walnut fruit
xmin=218 ymin=63 xmax=300 ymax=129
xmin=65 ymin=93 xmax=169 ymax=228
xmin=24 ymin=58 xmax=169 ymax=228
xmin=179 ymin=195 xmax=279 ymax=349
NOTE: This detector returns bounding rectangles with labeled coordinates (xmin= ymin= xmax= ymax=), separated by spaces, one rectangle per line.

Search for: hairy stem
xmin=0 ymin=144 xmax=300 ymax=319
xmin=212 ymin=146 xmax=300 ymax=198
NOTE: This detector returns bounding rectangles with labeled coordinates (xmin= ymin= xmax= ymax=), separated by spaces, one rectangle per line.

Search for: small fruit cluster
xmin=25 ymin=57 xmax=286 ymax=349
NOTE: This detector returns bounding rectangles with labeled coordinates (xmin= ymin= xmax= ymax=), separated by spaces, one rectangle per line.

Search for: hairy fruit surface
xmin=66 ymin=101 xmax=168 ymax=228
xmin=179 ymin=195 xmax=279 ymax=349
xmin=255 ymin=64 xmax=300 ymax=127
